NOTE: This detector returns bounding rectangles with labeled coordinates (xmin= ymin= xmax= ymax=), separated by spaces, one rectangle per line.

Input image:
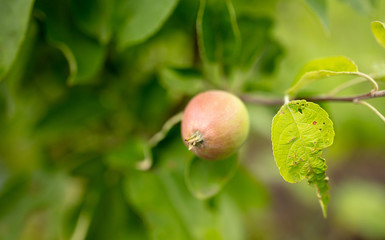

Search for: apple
xmin=181 ymin=90 xmax=249 ymax=160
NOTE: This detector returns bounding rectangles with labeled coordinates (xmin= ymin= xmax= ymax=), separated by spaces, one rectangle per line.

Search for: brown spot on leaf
xmin=313 ymin=121 xmax=317 ymax=125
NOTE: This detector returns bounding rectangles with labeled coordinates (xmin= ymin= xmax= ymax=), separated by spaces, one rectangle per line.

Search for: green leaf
xmin=232 ymin=0 xmax=277 ymax=17
xmin=105 ymin=138 xmax=152 ymax=172
xmin=34 ymin=91 xmax=107 ymax=137
xmin=305 ymin=0 xmax=329 ymax=31
xmin=236 ymin=17 xmax=273 ymax=71
xmin=0 ymin=20 xmax=37 ymax=118
xmin=71 ymin=0 xmax=179 ymax=49
xmin=0 ymin=0 xmax=35 ymax=81
xmin=85 ymin=183 xmax=148 ymax=240
xmin=339 ymin=0 xmax=377 ymax=15
xmin=159 ymin=68 xmax=206 ymax=99
xmin=371 ymin=21 xmax=385 ymax=50
xmin=271 ymin=100 xmax=335 ymax=217
xmin=158 ymin=172 xmax=245 ymax=240
xmin=124 ymin=164 xmax=245 ymax=240
xmin=186 ymin=154 xmax=238 ymax=199
xmin=197 ymin=0 xmax=241 ymax=65
xmin=70 ymin=0 xmax=114 ymax=44
xmin=123 ymin=132 xmax=244 ymax=240
xmin=223 ymin=167 xmax=269 ymax=212
xmin=0 ymin=172 xmax=67 ymax=240
xmin=36 ymin=0 xmax=106 ymax=85
xmin=287 ymin=56 xmax=358 ymax=96
xmin=116 ymin=0 xmax=179 ymax=50
xmin=124 ymin=171 xmax=193 ymax=240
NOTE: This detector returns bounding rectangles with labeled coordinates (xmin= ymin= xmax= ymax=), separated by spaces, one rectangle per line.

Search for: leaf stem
xmin=350 ymin=71 xmax=379 ymax=92
xmin=327 ymin=78 xmax=366 ymax=96
xmin=327 ymin=72 xmax=384 ymax=96
xmin=149 ymin=111 xmax=184 ymax=147
xmin=355 ymin=100 xmax=385 ymax=123
xmin=284 ymin=95 xmax=290 ymax=104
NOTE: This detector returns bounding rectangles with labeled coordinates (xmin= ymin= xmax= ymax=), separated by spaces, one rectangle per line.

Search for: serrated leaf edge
xmin=272 ymin=100 xmax=334 ymax=217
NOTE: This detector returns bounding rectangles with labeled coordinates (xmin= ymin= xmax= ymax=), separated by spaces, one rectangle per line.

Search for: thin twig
xmin=240 ymin=90 xmax=385 ymax=106
xmin=239 ymin=94 xmax=285 ymax=105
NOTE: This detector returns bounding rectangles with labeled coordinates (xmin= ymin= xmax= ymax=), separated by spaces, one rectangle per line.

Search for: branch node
xmin=284 ymin=95 xmax=290 ymax=104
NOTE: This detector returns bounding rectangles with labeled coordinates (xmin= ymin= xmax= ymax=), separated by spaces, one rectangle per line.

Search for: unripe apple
xmin=181 ymin=90 xmax=249 ymax=160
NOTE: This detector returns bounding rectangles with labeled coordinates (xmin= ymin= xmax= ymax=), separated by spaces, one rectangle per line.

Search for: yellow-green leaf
xmin=371 ymin=21 xmax=385 ymax=50
xmin=287 ymin=56 xmax=358 ymax=96
xmin=271 ymin=100 xmax=335 ymax=217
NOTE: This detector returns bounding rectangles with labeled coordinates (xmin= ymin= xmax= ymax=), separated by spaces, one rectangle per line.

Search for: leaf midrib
xmin=286 ymin=103 xmax=314 ymax=178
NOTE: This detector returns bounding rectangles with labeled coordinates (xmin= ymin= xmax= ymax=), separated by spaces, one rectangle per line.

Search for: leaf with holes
xmin=271 ymin=100 xmax=335 ymax=217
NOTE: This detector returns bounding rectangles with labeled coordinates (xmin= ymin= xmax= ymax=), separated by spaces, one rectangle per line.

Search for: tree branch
xmin=240 ymin=90 xmax=385 ymax=106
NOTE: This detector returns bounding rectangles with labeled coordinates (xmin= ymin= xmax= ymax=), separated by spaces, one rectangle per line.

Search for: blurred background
xmin=1 ymin=0 xmax=385 ymax=239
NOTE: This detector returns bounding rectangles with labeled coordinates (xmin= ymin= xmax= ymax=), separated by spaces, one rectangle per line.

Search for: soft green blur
xmin=1 ymin=0 xmax=385 ymax=239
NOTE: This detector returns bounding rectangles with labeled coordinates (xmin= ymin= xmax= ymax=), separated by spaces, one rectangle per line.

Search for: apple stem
xmin=185 ymin=131 xmax=204 ymax=150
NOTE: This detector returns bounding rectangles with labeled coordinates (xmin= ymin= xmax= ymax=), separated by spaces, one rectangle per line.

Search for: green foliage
xmin=70 ymin=0 xmax=114 ymax=45
xmin=0 ymin=0 xmax=35 ymax=80
xmin=197 ymin=0 xmax=240 ymax=65
xmin=159 ymin=68 xmax=206 ymax=100
xmin=272 ymin=100 xmax=334 ymax=217
xmin=287 ymin=56 xmax=358 ymax=95
xmin=371 ymin=20 xmax=385 ymax=50
xmin=236 ymin=17 xmax=275 ymax=72
xmin=116 ymin=0 xmax=179 ymax=49
xmin=36 ymin=0 xmax=106 ymax=85
xmin=105 ymin=138 xmax=151 ymax=172
xmin=305 ymin=0 xmax=329 ymax=31
xmin=71 ymin=0 xmax=178 ymax=48
xmin=124 ymin=135 xmax=246 ymax=240
xmin=186 ymin=155 xmax=238 ymax=199
xmin=1 ymin=0 xmax=385 ymax=238
xmin=339 ymin=0 xmax=379 ymax=15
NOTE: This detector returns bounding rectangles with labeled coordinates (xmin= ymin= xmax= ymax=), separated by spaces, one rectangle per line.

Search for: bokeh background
xmin=1 ymin=0 xmax=385 ymax=239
